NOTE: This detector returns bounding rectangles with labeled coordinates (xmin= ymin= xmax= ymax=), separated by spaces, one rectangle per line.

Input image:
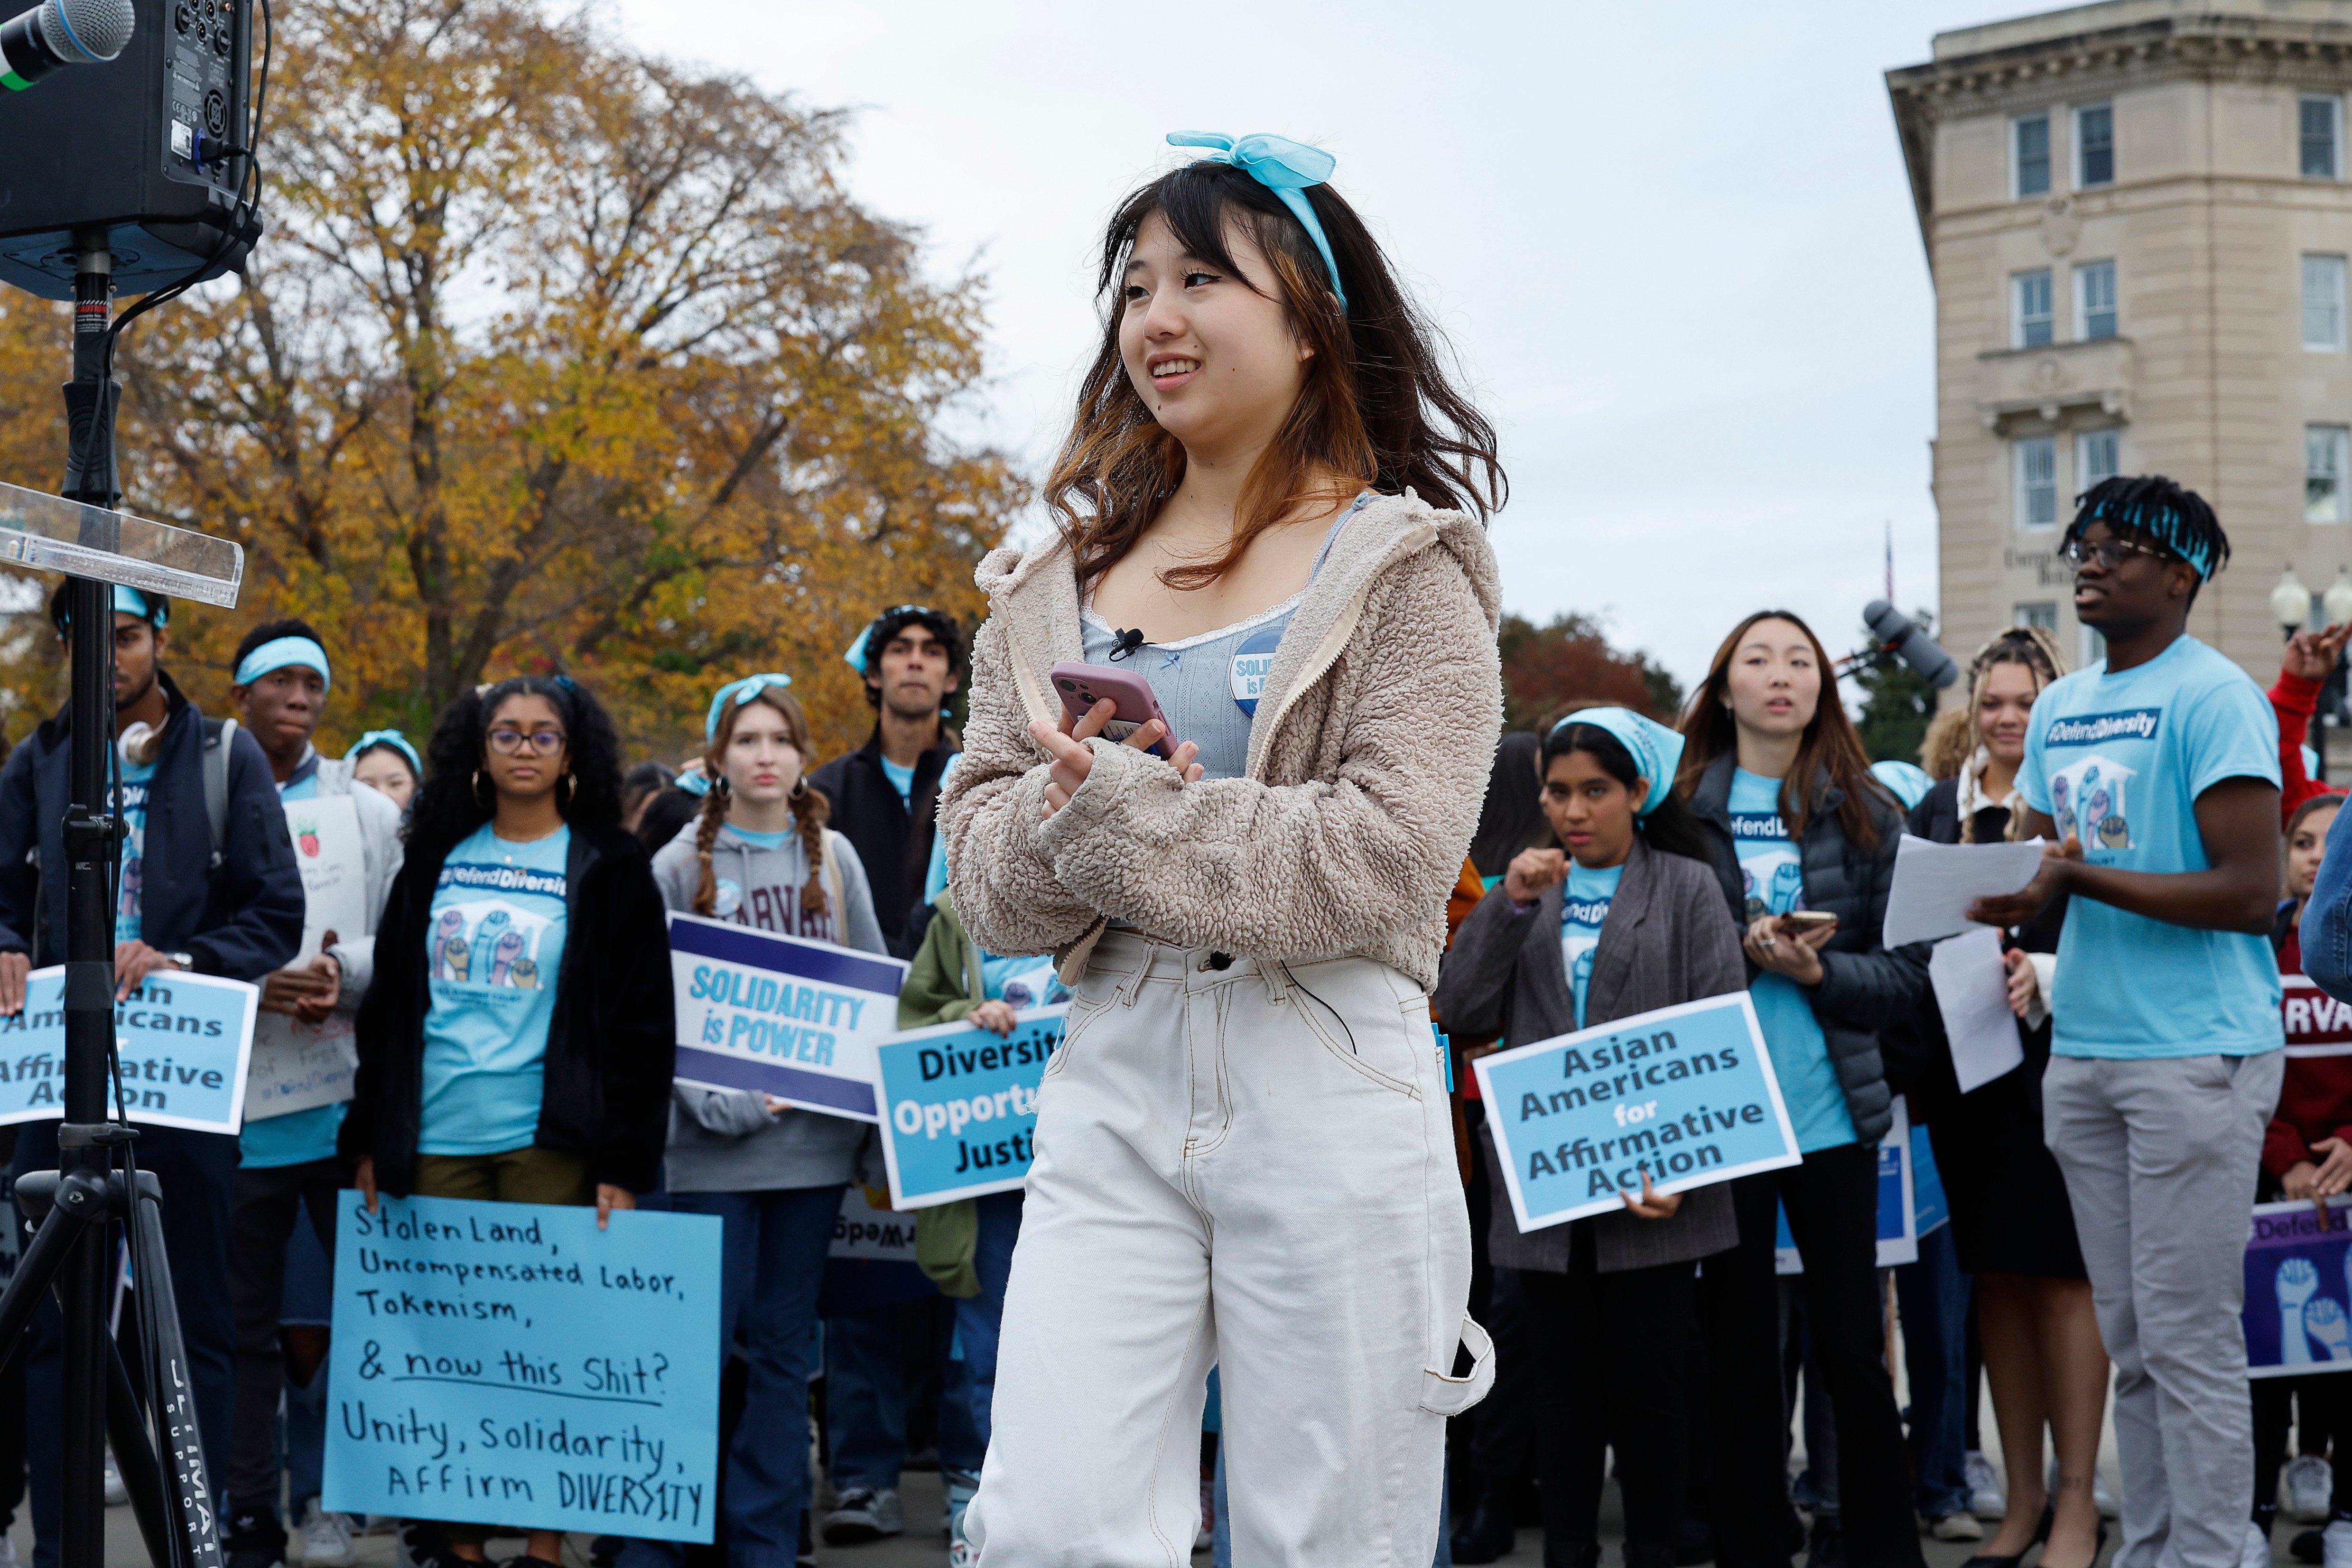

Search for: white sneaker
xmin=2246 ymin=1519 xmax=2274 ymax=1568
xmin=2323 ymin=1517 xmax=2352 ymax=1568
xmin=2292 ymin=1457 xmax=2337 ymax=1525
xmin=1966 ymin=1451 xmax=2006 ymax=1520
xmin=1932 ymin=1512 xmax=1985 ymax=1542
xmin=821 ymin=1487 xmax=904 ymax=1545
xmin=298 ymin=1502 xmax=354 ymax=1568
xmin=101 ymin=1452 xmax=125 ymax=1508
xmin=2096 ymin=1471 xmax=2120 ymax=1521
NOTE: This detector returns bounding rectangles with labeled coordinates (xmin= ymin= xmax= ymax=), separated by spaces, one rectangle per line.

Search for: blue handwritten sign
xmin=2246 ymin=1197 xmax=2352 ymax=1378
xmin=321 ymin=1193 xmax=723 ymax=1540
xmin=0 ymin=966 xmax=257 ymax=1133
xmin=666 ymin=913 xmax=908 ymax=1123
xmin=1472 ymin=992 xmax=1800 ymax=1233
xmin=874 ymin=1007 xmax=1063 ymax=1208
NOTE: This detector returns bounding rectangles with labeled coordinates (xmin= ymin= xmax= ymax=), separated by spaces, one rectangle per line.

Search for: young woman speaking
xmin=940 ymin=132 xmax=1505 ymax=1565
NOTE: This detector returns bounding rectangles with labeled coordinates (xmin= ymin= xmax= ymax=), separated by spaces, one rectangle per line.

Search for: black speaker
xmin=0 ymin=0 xmax=252 ymax=299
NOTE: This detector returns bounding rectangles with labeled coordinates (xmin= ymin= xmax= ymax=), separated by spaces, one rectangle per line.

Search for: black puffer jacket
xmin=1685 ymin=753 xmax=1927 ymax=1145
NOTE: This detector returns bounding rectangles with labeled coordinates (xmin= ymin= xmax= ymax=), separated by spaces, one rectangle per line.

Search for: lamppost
xmin=2275 ymin=564 xmax=2313 ymax=641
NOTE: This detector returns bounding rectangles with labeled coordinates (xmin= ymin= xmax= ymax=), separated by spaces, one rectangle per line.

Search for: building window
xmin=2076 ymin=104 xmax=2113 ymax=186
xmin=2077 ymin=430 xmax=2120 ymax=492
xmin=2075 ymin=260 xmax=2117 ymax=340
xmin=2016 ymin=437 xmax=2058 ymax=529
xmin=2014 ymin=270 xmax=2054 ymax=348
xmin=2312 ymin=426 xmax=2352 ymax=523
xmin=2307 ymin=255 xmax=2347 ymax=351
xmin=2015 ymin=115 xmax=2052 ymax=197
xmin=2015 ymin=602 xmax=2058 ymax=630
xmin=2305 ymin=96 xmax=2343 ymax=179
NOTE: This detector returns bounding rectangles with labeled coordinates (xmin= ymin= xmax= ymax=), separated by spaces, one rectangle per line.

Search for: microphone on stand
xmin=1 ymin=0 xmax=135 ymax=90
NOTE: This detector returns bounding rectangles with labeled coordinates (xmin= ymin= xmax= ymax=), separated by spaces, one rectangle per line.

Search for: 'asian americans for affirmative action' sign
xmin=0 ymin=967 xmax=258 ymax=1133
xmin=874 ymin=1006 xmax=1065 ymax=1207
xmin=666 ymin=912 xmax=909 ymax=1123
xmin=1472 ymin=992 xmax=1801 ymax=1233
xmin=321 ymin=1192 xmax=723 ymax=1540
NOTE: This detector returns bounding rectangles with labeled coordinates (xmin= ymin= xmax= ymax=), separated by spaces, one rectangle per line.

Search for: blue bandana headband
xmin=346 ymin=729 xmax=420 ymax=778
xmin=1553 ymin=707 xmax=1687 ymax=820
xmin=234 ymin=635 xmax=330 ymax=690
xmin=705 ymin=673 xmax=794 ymax=742
xmin=843 ymin=605 xmax=937 ymax=676
xmin=1166 ymin=131 xmax=1348 ymax=312
xmin=2071 ymin=496 xmax=2216 ymax=579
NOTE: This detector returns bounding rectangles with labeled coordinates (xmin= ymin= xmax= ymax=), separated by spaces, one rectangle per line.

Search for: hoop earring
xmin=789 ymin=777 xmax=808 ymax=802
xmin=472 ymin=769 xmax=489 ymax=807
xmin=557 ymin=772 xmax=575 ymax=809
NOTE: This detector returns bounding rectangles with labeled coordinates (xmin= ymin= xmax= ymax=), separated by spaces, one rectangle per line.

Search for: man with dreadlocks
xmin=1972 ymin=474 xmax=2285 ymax=1568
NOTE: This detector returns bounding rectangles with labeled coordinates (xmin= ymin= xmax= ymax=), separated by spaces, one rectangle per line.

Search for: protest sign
xmin=0 ymin=969 xmax=257 ymax=1132
xmin=246 ymin=795 xmax=367 ymax=1120
xmin=829 ymin=1186 xmax=919 ymax=1264
xmin=321 ymin=1192 xmax=723 ymax=1539
xmin=666 ymin=913 xmax=908 ymax=1123
xmin=874 ymin=1006 xmax=1063 ymax=1208
xmin=2246 ymin=1197 xmax=2352 ymax=1377
xmin=1775 ymin=1098 xmax=1921 ymax=1272
xmin=1473 ymin=993 xmax=1801 ymax=1233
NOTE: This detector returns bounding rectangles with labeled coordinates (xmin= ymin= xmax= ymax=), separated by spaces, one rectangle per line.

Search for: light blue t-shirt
xmin=879 ymin=757 xmax=915 ymax=807
xmin=729 ymin=825 xmax=793 ymax=851
xmin=1729 ymin=769 xmax=1858 ymax=1153
xmin=2017 ymin=634 xmax=2285 ymax=1059
xmin=242 ymin=760 xmax=346 ymax=1168
xmin=979 ymin=953 xmax=1068 ymax=1011
xmin=114 ymin=760 xmax=154 ymax=945
xmin=419 ymin=824 xmax=571 ymax=1154
xmin=1562 ymin=863 xmax=1622 ymax=1030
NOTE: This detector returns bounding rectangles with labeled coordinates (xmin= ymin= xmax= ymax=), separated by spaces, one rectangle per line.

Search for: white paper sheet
xmin=243 ymin=795 xmax=365 ymax=1120
xmin=1930 ymin=926 xmax=2026 ymax=1094
xmin=1883 ymin=833 xmax=2046 ymax=947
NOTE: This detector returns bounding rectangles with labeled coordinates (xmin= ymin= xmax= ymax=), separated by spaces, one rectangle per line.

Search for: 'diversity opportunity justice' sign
xmin=321 ymin=1193 xmax=722 ymax=1540
xmin=1472 ymin=992 xmax=1802 ymax=1233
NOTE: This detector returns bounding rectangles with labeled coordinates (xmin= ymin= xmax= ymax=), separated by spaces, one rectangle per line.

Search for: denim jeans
xmin=826 ymin=1298 xmax=983 ymax=1489
xmin=953 ymin=1190 xmax=1023 ymax=1456
xmin=1896 ymin=1224 xmax=1974 ymax=1521
xmin=616 ymin=1184 xmax=843 ymax=1568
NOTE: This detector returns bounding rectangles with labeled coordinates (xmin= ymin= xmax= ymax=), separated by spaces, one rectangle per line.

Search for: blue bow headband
xmin=705 ymin=673 xmax=793 ymax=741
xmin=1167 ymin=131 xmax=1348 ymax=312
xmin=346 ymin=729 xmax=420 ymax=778
xmin=843 ymin=605 xmax=937 ymax=676
xmin=1552 ymin=707 xmax=1687 ymax=820
xmin=234 ymin=635 xmax=330 ymax=691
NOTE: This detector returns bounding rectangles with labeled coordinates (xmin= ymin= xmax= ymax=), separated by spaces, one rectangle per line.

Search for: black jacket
xmin=807 ymin=732 xmax=957 ymax=956
xmin=1685 ymin=753 xmax=1926 ymax=1146
xmin=0 ymin=669 xmax=302 ymax=978
xmin=344 ymin=820 xmax=675 ymax=1197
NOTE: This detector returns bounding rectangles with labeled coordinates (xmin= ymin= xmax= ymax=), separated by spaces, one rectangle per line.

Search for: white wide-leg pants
xmin=967 ymin=930 xmax=1492 ymax=1568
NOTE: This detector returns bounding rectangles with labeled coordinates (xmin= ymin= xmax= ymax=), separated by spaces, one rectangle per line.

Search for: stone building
xmin=1887 ymin=0 xmax=2352 ymax=696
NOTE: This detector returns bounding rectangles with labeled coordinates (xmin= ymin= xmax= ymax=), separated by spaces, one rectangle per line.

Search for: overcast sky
xmin=607 ymin=0 xmax=2022 ymax=693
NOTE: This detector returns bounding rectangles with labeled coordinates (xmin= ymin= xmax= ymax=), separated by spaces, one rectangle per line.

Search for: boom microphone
xmin=1862 ymin=600 xmax=1958 ymax=689
xmin=0 ymin=0 xmax=135 ymax=90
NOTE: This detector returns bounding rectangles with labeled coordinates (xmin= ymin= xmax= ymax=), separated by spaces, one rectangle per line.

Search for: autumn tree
xmin=1497 ymin=612 xmax=1683 ymax=731
xmin=0 ymin=0 xmax=1023 ymax=762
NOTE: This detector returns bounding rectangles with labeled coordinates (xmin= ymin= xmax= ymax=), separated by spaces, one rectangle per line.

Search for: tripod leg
xmin=0 ymin=1195 xmax=100 ymax=1376
xmin=107 ymin=1343 xmax=176 ymax=1568
xmin=129 ymin=1185 xmax=221 ymax=1568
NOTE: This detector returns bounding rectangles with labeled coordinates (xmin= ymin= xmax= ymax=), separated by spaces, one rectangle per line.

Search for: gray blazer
xmin=1435 ymin=836 xmax=1748 ymax=1274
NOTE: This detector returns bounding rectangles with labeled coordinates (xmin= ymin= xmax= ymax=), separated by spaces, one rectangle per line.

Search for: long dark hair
xmin=1678 ymin=610 xmax=1891 ymax=850
xmin=1047 ymin=158 xmax=1506 ymax=593
xmin=1543 ymin=723 xmax=1712 ymax=865
xmin=407 ymin=676 xmax=625 ymax=861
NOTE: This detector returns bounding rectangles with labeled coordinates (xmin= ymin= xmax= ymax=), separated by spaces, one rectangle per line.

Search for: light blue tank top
xmin=1080 ymin=497 xmax=1365 ymax=781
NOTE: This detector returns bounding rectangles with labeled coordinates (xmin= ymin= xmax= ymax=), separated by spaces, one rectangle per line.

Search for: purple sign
xmin=2245 ymin=1197 xmax=2352 ymax=1379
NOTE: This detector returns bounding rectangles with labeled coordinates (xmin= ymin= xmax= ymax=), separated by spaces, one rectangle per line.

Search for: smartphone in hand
xmin=1049 ymin=662 xmax=1176 ymax=760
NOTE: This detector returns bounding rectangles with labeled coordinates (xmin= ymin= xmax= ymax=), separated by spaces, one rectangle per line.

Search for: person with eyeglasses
xmin=343 ymin=676 xmax=673 ymax=1568
xmin=1970 ymin=475 xmax=2285 ymax=1568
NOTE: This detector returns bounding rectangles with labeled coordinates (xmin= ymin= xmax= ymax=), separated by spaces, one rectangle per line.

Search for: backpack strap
xmin=201 ymin=717 xmax=233 ymax=873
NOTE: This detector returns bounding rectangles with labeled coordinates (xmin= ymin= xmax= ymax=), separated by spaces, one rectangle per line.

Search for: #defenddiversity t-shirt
xmin=419 ymin=824 xmax=571 ymax=1153
xmin=1560 ymin=862 xmax=1621 ymax=1030
xmin=2017 ymin=633 xmax=2284 ymax=1058
xmin=1729 ymin=769 xmax=1858 ymax=1153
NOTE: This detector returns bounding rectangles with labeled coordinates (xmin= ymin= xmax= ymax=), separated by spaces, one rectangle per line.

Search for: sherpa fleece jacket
xmin=941 ymin=489 xmax=1503 ymax=993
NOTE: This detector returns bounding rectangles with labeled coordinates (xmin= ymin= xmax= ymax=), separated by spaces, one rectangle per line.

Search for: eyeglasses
xmin=487 ymin=727 xmax=567 ymax=756
xmin=2059 ymin=536 xmax=2173 ymax=572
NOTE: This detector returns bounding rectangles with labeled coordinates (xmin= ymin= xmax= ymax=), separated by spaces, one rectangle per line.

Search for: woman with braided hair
xmin=626 ymin=674 xmax=885 ymax=1568
xmin=1900 ymin=625 xmax=2111 ymax=1568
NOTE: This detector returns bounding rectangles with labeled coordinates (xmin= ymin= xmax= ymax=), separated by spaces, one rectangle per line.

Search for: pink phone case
xmin=1049 ymin=662 xmax=1173 ymax=759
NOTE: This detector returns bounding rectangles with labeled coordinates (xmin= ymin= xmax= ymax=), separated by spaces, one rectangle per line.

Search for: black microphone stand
xmin=0 ymin=230 xmax=223 ymax=1568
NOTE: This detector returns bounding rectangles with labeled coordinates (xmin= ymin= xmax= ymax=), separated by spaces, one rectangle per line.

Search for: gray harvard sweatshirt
xmin=651 ymin=816 xmax=887 ymax=1191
